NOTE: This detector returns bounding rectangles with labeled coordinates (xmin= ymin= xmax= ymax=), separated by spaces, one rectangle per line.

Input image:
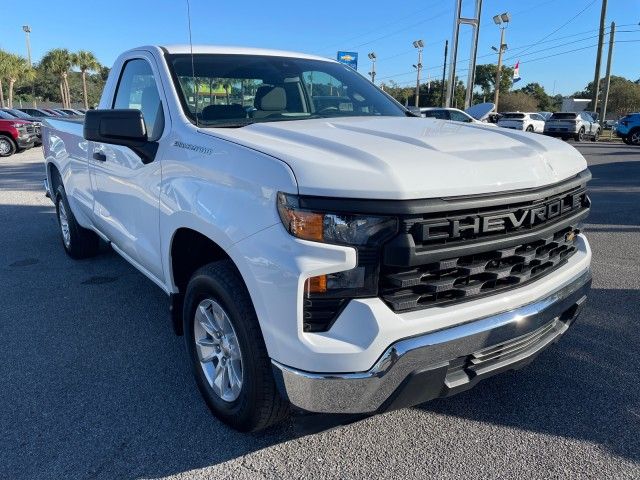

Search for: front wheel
xmin=54 ymin=186 xmax=100 ymax=259
xmin=526 ymin=125 xmax=534 ymax=132
xmin=0 ymin=135 xmax=16 ymax=157
xmin=183 ymin=260 xmax=289 ymax=432
xmin=630 ymin=129 xmax=640 ymax=146
xmin=592 ymin=129 xmax=600 ymax=142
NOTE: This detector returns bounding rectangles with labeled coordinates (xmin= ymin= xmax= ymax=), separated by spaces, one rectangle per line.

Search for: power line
xmin=385 ymin=39 xmax=640 ymax=87
xmin=515 ymin=0 xmax=598 ymax=58
xmin=349 ymin=8 xmax=450 ymax=49
xmin=314 ymin=4 xmax=448 ymax=54
xmin=377 ymin=24 xmax=639 ymax=84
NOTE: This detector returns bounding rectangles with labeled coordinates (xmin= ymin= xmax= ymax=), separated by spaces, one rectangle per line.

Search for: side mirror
xmin=405 ymin=106 xmax=422 ymax=117
xmin=84 ymin=109 xmax=158 ymax=164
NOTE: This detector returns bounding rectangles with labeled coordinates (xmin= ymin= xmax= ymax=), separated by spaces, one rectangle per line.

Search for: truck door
xmin=89 ymin=55 xmax=167 ymax=281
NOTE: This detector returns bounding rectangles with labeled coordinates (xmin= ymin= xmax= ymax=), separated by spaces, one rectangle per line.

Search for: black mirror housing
xmin=84 ymin=109 xmax=158 ymax=164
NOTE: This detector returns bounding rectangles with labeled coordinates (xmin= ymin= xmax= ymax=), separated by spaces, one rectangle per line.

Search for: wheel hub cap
xmin=194 ymin=299 xmax=243 ymax=402
xmin=0 ymin=139 xmax=10 ymax=155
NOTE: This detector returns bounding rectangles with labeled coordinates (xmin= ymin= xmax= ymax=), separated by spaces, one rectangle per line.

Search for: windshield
xmin=550 ymin=113 xmax=577 ymax=119
xmin=0 ymin=111 xmax=16 ymax=120
xmin=166 ymin=54 xmax=406 ymax=127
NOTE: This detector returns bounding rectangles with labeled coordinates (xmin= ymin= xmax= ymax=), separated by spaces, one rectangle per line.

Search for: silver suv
xmin=544 ymin=112 xmax=601 ymax=142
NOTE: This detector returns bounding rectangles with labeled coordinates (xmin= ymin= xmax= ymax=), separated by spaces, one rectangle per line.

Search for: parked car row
xmin=0 ymin=107 xmax=86 ymax=158
xmin=0 ymin=115 xmax=39 ymax=157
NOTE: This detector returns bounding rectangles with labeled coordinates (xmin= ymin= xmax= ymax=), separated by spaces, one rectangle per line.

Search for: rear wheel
xmin=526 ymin=125 xmax=534 ymax=132
xmin=183 ymin=260 xmax=289 ymax=432
xmin=622 ymin=136 xmax=632 ymax=145
xmin=575 ymin=127 xmax=586 ymax=142
xmin=630 ymin=129 xmax=640 ymax=145
xmin=592 ymin=129 xmax=600 ymax=142
xmin=55 ymin=185 xmax=100 ymax=259
xmin=0 ymin=135 xmax=16 ymax=157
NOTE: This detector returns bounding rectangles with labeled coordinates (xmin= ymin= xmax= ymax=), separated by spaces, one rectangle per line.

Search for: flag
xmin=513 ymin=61 xmax=521 ymax=83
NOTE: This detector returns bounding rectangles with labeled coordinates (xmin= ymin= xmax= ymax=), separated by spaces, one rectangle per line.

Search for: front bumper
xmin=272 ymin=269 xmax=591 ymax=414
xmin=16 ymin=135 xmax=35 ymax=149
xmin=544 ymin=130 xmax=578 ymax=137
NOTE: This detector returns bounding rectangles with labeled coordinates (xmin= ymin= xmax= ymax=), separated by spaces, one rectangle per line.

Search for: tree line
xmin=0 ymin=48 xmax=108 ymax=110
xmin=383 ymin=63 xmax=640 ymax=117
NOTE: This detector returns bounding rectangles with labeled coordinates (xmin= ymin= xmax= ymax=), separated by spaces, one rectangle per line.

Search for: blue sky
xmin=2 ymin=0 xmax=639 ymax=95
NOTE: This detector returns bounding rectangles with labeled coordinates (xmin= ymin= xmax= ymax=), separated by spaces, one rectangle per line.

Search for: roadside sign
xmin=337 ymin=51 xmax=358 ymax=70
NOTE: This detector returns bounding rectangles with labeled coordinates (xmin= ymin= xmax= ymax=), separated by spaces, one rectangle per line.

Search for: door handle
xmin=93 ymin=152 xmax=107 ymax=162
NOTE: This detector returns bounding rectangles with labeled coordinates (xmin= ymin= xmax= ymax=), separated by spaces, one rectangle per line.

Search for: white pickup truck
xmin=43 ymin=45 xmax=592 ymax=432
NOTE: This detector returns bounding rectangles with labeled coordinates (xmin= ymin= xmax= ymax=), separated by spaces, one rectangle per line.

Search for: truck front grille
xmin=379 ymin=173 xmax=590 ymax=313
xmin=381 ymin=227 xmax=579 ymax=312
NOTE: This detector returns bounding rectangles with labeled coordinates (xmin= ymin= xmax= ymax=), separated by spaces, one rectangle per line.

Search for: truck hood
xmin=199 ymin=116 xmax=588 ymax=199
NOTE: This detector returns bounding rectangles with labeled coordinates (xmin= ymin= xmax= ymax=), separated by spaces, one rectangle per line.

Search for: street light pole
xmin=22 ymin=25 xmax=36 ymax=107
xmin=368 ymin=52 xmax=377 ymax=84
xmin=413 ymin=40 xmax=424 ymax=108
xmin=492 ymin=13 xmax=510 ymax=111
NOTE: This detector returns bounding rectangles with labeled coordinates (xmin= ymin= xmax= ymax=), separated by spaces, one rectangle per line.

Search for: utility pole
xmin=368 ymin=52 xmax=377 ymax=84
xmin=590 ymin=0 xmax=608 ymax=114
xmin=412 ymin=40 xmax=424 ymax=107
xmin=492 ymin=13 xmax=510 ymax=111
xmin=22 ymin=25 xmax=36 ymax=107
xmin=601 ymin=21 xmax=615 ymax=123
xmin=441 ymin=40 xmax=448 ymax=107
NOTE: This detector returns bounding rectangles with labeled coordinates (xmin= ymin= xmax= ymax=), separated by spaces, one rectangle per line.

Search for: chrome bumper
xmin=272 ymin=269 xmax=592 ymax=414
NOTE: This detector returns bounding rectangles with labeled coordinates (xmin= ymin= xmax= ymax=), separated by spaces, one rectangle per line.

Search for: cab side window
xmin=450 ymin=110 xmax=472 ymax=122
xmin=113 ymin=59 xmax=164 ymax=141
xmin=423 ymin=110 xmax=449 ymax=120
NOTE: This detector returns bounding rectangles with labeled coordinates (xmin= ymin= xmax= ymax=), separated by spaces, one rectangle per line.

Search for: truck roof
xmin=158 ymin=44 xmax=333 ymax=62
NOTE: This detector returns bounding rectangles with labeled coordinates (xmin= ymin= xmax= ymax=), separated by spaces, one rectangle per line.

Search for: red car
xmin=0 ymin=119 xmax=37 ymax=157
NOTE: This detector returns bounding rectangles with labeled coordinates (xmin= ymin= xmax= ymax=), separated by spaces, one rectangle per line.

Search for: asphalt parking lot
xmin=1 ymin=142 xmax=639 ymax=479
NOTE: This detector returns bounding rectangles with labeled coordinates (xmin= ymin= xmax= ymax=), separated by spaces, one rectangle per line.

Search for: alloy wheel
xmin=58 ymin=200 xmax=71 ymax=248
xmin=193 ymin=298 xmax=243 ymax=402
xmin=0 ymin=138 xmax=11 ymax=155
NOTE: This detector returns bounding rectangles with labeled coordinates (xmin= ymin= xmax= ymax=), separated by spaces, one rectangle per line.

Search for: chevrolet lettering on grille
xmin=418 ymin=191 xmax=587 ymax=242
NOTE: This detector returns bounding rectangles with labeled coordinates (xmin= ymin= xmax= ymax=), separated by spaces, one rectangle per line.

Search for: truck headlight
xmin=277 ymin=192 xmax=398 ymax=331
xmin=277 ymin=192 xmax=397 ymax=247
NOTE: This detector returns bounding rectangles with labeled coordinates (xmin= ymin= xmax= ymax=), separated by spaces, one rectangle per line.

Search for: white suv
xmin=544 ymin=112 xmax=601 ymax=142
xmin=498 ymin=112 xmax=546 ymax=133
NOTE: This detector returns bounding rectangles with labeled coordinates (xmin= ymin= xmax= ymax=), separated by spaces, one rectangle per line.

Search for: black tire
xmin=0 ymin=135 xmax=16 ymax=157
xmin=629 ymin=128 xmax=640 ymax=146
xmin=622 ymin=136 xmax=632 ymax=145
xmin=183 ymin=260 xmax=289 ymax=432
xmin=574 ymin=127 xmax=585 ymax=142
xmin=54 ymin=185 xmax=100 ymax=259
xmin=592 ymin=129 xmax=600 ymax=142
xmin=526 ymin=125 xmax=534 ymax=132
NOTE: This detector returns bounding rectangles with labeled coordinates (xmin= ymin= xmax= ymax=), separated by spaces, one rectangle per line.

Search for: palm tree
xmin=5 ymin=55 xmax=33 ymax=108
xmin=41 ymin=49 xmax=73 ymax=107
xmin=0 ymin=49 xmax=10 ymax=108
xmin=72 ymin=50 xmax=100 ymax=109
